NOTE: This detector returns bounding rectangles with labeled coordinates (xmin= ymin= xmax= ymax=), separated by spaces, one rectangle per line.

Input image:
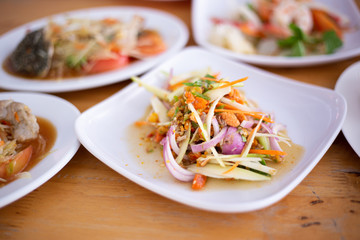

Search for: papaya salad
xmin=132 ymin=69 xmax=292 ymax=190
xmin=6 ymin=15 xmax=166 ymax=79
xmin=209 ymin=0 xmax=348 ymax=56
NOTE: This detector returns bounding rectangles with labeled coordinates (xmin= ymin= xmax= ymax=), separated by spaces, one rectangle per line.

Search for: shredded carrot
xmin=134 ymin=121 xmax=149 ymax=127
xmin=212 ymin=72 xmax=220 ymax=78
xmin=218 ymin=77 xmax=248 ymax=89
xmin=228 ymin=88 xmax=245 ymax=104
xmin=0 ymin=140 xmax=4 ymax=146
xmin=154 ymin=131 xmax=164 ymax=143
xmin=193 ymin=97 xmax=209 ymax=110
xmin=102 ymin=18 xmax=118 ymax=25
xmin=214 ymin=109 xmax=274 ymax=123
xmin=236 ymin=112 xmax=247 ymax=121
xmin=109 ymin=42 xmax=121 ymax=53
xmin=184 ymin=91 xmax=195 ymax=104
xmin=222 ymin=161 xmax=241 ymax=174
xmin=168 ymin=79 xmax=189 ymax=91
xmin=14 ymin=112 xmax=20 ymax=123
xmin=74 ymin=42 xmax=86 ymax=50
xmin=249 ymin=149 xmax=287 ymax=156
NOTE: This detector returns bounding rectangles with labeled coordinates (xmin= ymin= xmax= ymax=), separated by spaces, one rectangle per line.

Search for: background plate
xmin=0 ymin=6 xmax=188 ymax=92
xmin=335 ymin=61 xmax=360 ymax=157
xmin=192 ymin=0 xmax=360 ymax=67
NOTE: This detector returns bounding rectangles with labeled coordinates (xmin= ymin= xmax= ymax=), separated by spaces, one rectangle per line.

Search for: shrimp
xmin=270 ymin=0 xmax=313 ymax=36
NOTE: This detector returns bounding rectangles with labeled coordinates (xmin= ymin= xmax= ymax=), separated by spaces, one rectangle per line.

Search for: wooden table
xmin=1 ymin=1 xmax=359 ymax=239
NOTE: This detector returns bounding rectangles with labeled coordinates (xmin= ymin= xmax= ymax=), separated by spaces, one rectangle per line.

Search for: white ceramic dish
xmin=0 ymin=6 xmax=188 ymax=92
xmin=75 ymin=47 xmax=346 ymax=212
xmin=0 ymin=92 xmax=80 ymax=208
xmin=335 ymin=61 xmax=360 ymax=157
xmin=192 ymin=0 xmax=360 ymax=67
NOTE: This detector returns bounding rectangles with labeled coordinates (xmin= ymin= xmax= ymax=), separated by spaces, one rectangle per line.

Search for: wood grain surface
xmin=0 ymin=0 xmax=360 ymax=239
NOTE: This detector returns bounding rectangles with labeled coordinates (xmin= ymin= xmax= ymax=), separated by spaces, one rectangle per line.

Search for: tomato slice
xmin=0 ymin=145 xmax=33 ymax=180
xmin=192 ymin=174 xmax=207 ymax=190
xmin=87 ymin=54 xmax=129 ymax=74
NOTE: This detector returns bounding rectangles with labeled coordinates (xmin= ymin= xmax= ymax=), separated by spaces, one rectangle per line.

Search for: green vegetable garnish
xmin=323 ymin=30 xmax=343 ymax=54
xmin=278 ymin=23 xmax=343 ymax=56
xmin=192 ymin=91 xmax=210 ymax=100
xmin=291 ymin=41 xmax=306 ymax=57
xmin=66 ymin=55 xmax=87 ymax=68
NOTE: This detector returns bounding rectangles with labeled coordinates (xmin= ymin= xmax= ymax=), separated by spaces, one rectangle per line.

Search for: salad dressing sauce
xmin=127 ymin=122 xmax=304 ymax=190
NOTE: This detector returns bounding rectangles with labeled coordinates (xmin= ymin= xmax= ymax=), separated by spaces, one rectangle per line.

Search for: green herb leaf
xmin=289 ymin=23 xmax=306 ymax=41
xmin=66 ymin=55 xmax=87 ymax=68
xmin=192 ymin=91 xmax=210 ymax=100
xmin=204 ymin=74 xmax=216 ymax=79
xmin=291 ymin=41 xmax=306 ymax=56
xmin=174 ymin=107 xmax=179 ymax=117
xmin=278 ymin=36 xmax=298 ymax=48
xmin=247 ymin=3 xmax=256 ymax=12
xmin=323 ymin=30 xmax=343 ymax=54
xmin=259 ymin=159 xmax=267 ymax=166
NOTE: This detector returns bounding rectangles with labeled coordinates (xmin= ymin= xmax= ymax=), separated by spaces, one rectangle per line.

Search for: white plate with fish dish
xmin=75 ymin=47 xmax=346 ymax=213
xmin=0 ymin=6 xmax=188 ymax=92
xmin=0 ymin=92 xmax=80 ymax=208
xmin=192 ymin=0 xmax=360 ymax=67
xmin=335 ymin=61 xmax=360 ymax=157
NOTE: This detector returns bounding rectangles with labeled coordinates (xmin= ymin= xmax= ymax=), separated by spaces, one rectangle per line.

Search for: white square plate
xmin=192 ymin=0 xmax=360 ymax=67
xmin=0 ymin=6 xmax=188 ymax=92
xmin=75 ymin=47 xmax=346 ymax=212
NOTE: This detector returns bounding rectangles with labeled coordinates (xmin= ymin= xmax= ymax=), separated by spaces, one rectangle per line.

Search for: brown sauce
xmin=0 ymin=117 xmax=57 ymax=186
xmin=127 ymin=122 xmax=305 ymax=190
xmin=24 ymin=117 xmax=57 ymax=170
xmin=2 ymin=56 xmax=138 ymax=80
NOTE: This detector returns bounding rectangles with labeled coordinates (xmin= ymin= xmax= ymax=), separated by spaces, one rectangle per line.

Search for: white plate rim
xmin=0 ymin=6 xmax=189 ymax=92
xmin=0 ymin=92 xmax=80 ymax=208
xmin=335 ymin=60 xmax=360 ymax=157
xmin=75 ymin=46 xmax=347 ymax=212
xmin=191 ymin=0 xmax=360 ymax=67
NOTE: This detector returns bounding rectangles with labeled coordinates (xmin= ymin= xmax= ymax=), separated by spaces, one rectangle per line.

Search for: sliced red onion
xmin=161 ymin=136 xmax=194 ymax=182
xmin=168 ymin=125 xmax=180 ymax=155
xmin=221 ymin=127 xmax=245 ymax=155
xmin=162 ymin=100 xmax=171 ymax=110
xmin=261 ymin=122 xmax=272 ymax=134
xmin=261 ymin=123 xmax=285 ymax=156
xmin=211 ymin=117 xmax=220 ymax=136
xmin=240 ymin=120 xmax=254 ymax=128
xmin=190 ymin=127 xmax=227 ymax=153
xmin=272 ymin=123 xmax=286 ymax=135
